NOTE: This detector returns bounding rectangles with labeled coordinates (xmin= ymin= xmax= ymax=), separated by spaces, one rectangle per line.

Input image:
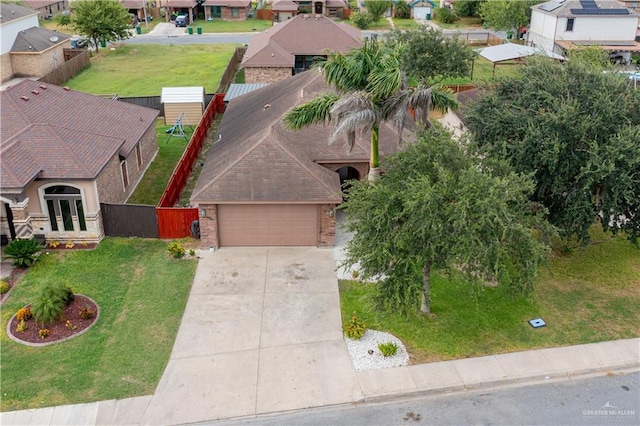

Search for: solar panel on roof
xmin=570 ymin=7 xmax=629 ymax=14
xmin=539 ymin=1 xmax=562 ymax=12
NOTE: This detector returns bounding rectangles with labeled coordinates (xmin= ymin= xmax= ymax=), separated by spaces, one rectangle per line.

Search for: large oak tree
xmin=465 ymin=56 xmax=640 ymax=245
xmin=341 ymin=129 xmax=550 ymax=314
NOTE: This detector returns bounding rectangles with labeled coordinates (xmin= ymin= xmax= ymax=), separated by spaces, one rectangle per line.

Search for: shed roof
xmin=224 ymin=83 xmax=269 ymax=102
xmin=477 ymin=42 xmax=566 ymax=63
xmin=272 ymin=0 xmax=298 ymax=11
xmin=161 ymin=87 xmax=205 ymax=104
xmin=242 ymin=14 xmax=362 ymax=68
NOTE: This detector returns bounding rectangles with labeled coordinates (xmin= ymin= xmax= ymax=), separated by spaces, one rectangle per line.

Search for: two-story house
xmin=528 ymin=0 xmax=640 ymax=63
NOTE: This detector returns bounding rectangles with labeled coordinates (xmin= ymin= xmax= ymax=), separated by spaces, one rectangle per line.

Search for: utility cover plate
xmin=529 ymin=318 xmax=546 ymax=328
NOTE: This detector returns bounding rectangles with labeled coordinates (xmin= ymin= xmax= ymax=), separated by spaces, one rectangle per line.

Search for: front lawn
xmin=392 ymin=18 xmax=420 ymax=30
xmin=340 ymin=227 xmax=640 ymax=363
xmin=128 ymin=119 xmax=190 ymax=205
xmin=64 ymin=44 xmax=237 ymax=96
xmin=0 ymin=238 xmax=198 ymax=412
xmin=434 ymin=16 xmax=484 ymax=29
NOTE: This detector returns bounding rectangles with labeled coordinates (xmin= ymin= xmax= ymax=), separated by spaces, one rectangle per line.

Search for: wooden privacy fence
xmin=38 ymin=50 xmax=90 ymax=86
xmin=101 ymin=203 xmax=159 ymax=238
xmin=156 ymin=207 xmax=199 ymax=239
xmin=216 ymin=46 xmax=246 ymax=93
xmin=156 ymin=94 xmax=225 ymax=239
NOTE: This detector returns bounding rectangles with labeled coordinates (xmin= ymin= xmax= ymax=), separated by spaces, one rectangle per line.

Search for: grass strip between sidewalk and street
xmin=0 ymin=238 xmax=197 ymax=412
xmin=340 ymin=227 xmax=640 ymax=364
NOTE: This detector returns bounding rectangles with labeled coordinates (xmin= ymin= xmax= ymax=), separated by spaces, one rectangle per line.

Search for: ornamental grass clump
xmin=4 ymin=238 xmax=44 ymax=268
xmin=31 ymin=283 xmax=73 ymax=326
xmin=344 ymin=313 xmax=367 ymax=340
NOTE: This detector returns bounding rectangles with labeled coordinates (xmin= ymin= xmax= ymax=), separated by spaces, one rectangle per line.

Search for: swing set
xmin=165 ymin=113 xmax=194 ymax=143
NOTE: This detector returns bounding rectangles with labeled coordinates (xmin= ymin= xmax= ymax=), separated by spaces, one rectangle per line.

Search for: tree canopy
xmin=364 ymin=0 xmax=392 ymax=22
xmin=454 ymin=0 xmax=485 ymax=17
xmin=479 ymin=0 xmax=542 ymax=34
xmin=70 ymin=0 xmax=131 ymax=53
xmin=384 ymin=27 xmax=477 ymax=83
xmin=284 ymin=39 xmax=458 ymax=182
xmin=341 ymin=129 xmax=550 ymax=314
xmin=465 ymin=56 xmax=640 ymax=245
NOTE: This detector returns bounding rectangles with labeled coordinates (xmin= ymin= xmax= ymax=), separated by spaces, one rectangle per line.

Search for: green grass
xmin=338 ymin=18 xmax=392 ymax=30
xmin=190 ymin=18 xmax=272 ymax=33
xmin=340 ymin=227 xmax=640 ymax=364
xmin=128 ymin=119 xmax=190 ymax=205
xmin=0 ymin=238 xmax=197 ymax=411
xmin=392 ymin=18 xmax=420 ymax=30
xmin=434 ymin=16 xmax=483 ymax=29
xmin=441 ymin=57 xmax=522 ymax=85
xmin=64 ymin=44 xmax=237 ymax=96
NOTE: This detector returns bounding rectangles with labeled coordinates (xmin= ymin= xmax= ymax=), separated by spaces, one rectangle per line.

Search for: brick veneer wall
xmin=318 ymin=204 xmax=336 ymax=247
xmin=199 ymin=204 xmax=220 ymax=248
xmin=1 ymin=53 xmax=14 ymax=83
xmin=220 ymin=6 xmax=249 ymax=20
xmin=11 ymin=42 xmax=70 ymax=78
xmin=96 ymin=153 xmax=127 ymax=204
xmin=244 ymin=67 xmax=292 ymax=84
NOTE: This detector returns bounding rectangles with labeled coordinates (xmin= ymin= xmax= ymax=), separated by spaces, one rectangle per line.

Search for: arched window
xmin=44 ymin=185 xmax=86 ymax=232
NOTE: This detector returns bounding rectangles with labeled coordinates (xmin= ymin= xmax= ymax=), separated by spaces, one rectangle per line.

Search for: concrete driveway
xmin=144 ymin=22 xmax=186 ymax=37
xmin=140 ymin=247 xmax=362 ymax=425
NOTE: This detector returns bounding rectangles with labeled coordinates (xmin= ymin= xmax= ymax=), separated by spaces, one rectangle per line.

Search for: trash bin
xmin=100 ymin=40 xmax=106 ymax=47
xmin=197 ymin=26 xmax=202 ymax=35
xmin=136 ymin=26 xmax=142 ymax=35
xmin=188 ymin=27 xmax=193 ymax=35
xmin=506 ymin=31 xmax=513 ymax=39
xmin=426 ymin=13 xmax=431 ymax=20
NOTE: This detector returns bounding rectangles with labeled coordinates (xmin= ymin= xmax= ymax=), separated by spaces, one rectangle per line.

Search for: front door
xmin=314 ymin=2 xmax=322 ymax=14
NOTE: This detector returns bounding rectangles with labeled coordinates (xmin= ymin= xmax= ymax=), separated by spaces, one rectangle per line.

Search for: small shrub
xmin=350 ymin=11 xmax=373 ymax=29
xmin=65 ymin=320 xmax=77 ymax=330
xmin=39 ymin=328 xmax=50 ymax=339
xmin=49 ymin=240 xmax=60 ymax=248
xmin=351 ymin=270 xmax=359 ymax=279
xmin=378 ymin=341 xmax=398 ymax=357
xmin=167 ymin=241 xmax=186 ymax=258
xmin=79 ymin=307 xmax=95 ymax=319
xmin=16 ymin=319 xmax=28 ymax=333
xmin=31 ymin=282 xmax=69 ymax=326
xmin=63 ymin=286 xmax=75 ymax=306
xmin=65 ymin=241 xmax=75 ymax=249
xmin=16 ymin=307 xmax=32 ymax=321
xmin=344 ymin=313 xmax=367 ymax=340
xmin=189 ymin=248 xmax=196 ymax=257
xmin=3 ymin=238 xmax=44 ymax=268
xmin=0 ymin=280 xmax=9 ymax=294
xmin=435 ymin=7 xmax=458 ymax=24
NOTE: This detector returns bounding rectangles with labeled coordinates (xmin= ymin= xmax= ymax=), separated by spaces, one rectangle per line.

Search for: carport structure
xmin=477 ymin=42 xmax=566 ymax=76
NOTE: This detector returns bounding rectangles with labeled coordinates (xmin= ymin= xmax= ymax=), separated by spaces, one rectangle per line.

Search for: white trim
xmin=37 ymin=183 xmax=88 ymax=234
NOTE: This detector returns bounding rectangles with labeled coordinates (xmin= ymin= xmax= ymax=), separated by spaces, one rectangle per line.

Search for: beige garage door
xmin=218 ymin=204 xmax=318 ymax=246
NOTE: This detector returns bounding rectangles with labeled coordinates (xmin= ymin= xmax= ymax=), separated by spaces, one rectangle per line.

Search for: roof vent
xmin=49 ymin=36 xmax=59 ymax=43
xmin=303 ymin=14 xmax=310 ymax=20
xmin=39 ymin=84 xmax=47 ymax=90
xmin=31 ymin=90 xmax=40 ymax=95
xmin=315 ymin=14 xmax=321 ymax=20
xmin=63 ymin=86 xmax=71 ymax=91
xmin=21 ymin=96 xmax=29 ymax=101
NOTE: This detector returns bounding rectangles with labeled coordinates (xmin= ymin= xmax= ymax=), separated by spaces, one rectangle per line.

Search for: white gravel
xmin=344 ymin=329 xmax=409 ymax=371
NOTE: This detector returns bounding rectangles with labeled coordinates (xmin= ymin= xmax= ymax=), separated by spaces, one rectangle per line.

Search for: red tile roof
xmin=1 ymin=80 xmax=158 ymax=193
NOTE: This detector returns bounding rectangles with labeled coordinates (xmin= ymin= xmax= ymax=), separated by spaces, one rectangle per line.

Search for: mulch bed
xmin=8 ymin=295 xmax=99 ymax=346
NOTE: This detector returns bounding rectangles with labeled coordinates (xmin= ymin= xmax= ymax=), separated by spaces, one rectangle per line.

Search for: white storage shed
xmin=161 ymin=86 xmax=205 ymax=125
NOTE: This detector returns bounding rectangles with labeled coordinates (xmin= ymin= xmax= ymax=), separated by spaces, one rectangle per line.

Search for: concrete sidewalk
xmin=2 ymin=246 xmax=638 ymax=425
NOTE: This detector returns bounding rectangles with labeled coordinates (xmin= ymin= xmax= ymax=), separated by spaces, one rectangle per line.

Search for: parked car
xmin=175 ymin=15 xmax=189 ymax=27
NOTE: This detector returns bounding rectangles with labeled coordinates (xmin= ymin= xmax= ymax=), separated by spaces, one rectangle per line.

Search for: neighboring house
xmin=22 ymin=0 xmax=68 ymax=19
xmin=291 ymin=0 xmax=350 ymax=17
xmin=272 ymin=0 xmax=299 ymax=21
xmin=241 ymin=13 xmax=362 ymax=83
xmin=164 ymin=0 xmax=251 ymax=22
xmin=1 ymin=3 xmax=71 ymax=84
xmin=529 ymin=0 xmax=640 ymax=62
xmin=409 ymin=0 xmax=438 ymax=20
xmin=0 ymin=80 xmax=159 ymax=244
xmin=190 ymin=70 xmax=408 ymax=248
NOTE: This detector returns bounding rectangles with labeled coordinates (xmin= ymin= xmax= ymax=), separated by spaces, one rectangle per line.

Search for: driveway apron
xmin=140 ymin=247 xmax=362 ymax=425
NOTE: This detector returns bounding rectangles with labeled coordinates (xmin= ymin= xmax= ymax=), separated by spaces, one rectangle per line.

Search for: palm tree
xmin=284 ymin=38 xmax=459 ymax=182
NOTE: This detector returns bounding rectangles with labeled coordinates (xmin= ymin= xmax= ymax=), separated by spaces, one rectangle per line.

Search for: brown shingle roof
xmin=202 ymin=0 xmax=250 ymax=7
xmin=11 ymin=26 xmax=70 ymax=53
xmin=241 ymin=14 xmax=362 ymax=68
xmin=272 ymin=0 xmax=298 ymax=11
xmin=0 ymin=3 xmax=38 ymax=24
xmin=191 ymin=71 xmax=407 ymax=204
xmin=0 ymin=80 xmax=158 ymax=193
